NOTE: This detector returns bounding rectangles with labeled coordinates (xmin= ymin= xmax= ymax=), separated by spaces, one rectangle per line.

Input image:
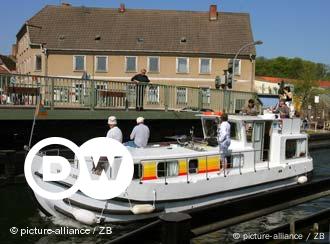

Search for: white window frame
xmin=199 ymin=58 xmax=212 ymax=74
xmin=176 ymin=87 xmax=188 ymax=104
xmin=72 ymin=83 xmax=86 ymax=102
xmin=34 ymin=55 xmax=42 ymax=71
xmin=176 ymin=57 xmax=189 ymax=74
xmin=95 ymin=56 xmax=108 ymax=72
xmin=147 ymin=56 xmax=160 ymax=73
xmin=125 ymin=56 xmax=138 ymax=73
xmin=147 ymin=85 xmax=160 ymax=103
xmin=73 ymin=55 xmax=86 ymax=71
xmin=200 ymin=87 xmax=211 ymax=104
xmin=229 ymin=59 xmax=241 ymax=76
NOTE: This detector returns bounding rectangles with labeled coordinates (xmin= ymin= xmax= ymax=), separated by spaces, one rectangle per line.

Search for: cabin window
xmin=133 ymin=164 xmax=142 ymax=179
xmin=285 ymin=139 xmax=307 ymax=159
xmin=230 ymin=122 xmax=240 ymax=140
xmin=246 ymin=123 xmax=253 ymax=142
xmin=203 ymin=118 xmax=218 ymax=139
xmin=231 ymin=154 xmax=244 ymax=168
xmin=157 ymin=161 xmax=179 ymax=177
xmin=189 ymin=159 xmax=198 ymax=174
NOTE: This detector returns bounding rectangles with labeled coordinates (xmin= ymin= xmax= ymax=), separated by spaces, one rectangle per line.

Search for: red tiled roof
xmin=0 ymin=66 xmax=10 ymax=74
xmin=319 ymin=81 xmax=330 ymax=88
xmin=19 ymin=5 xmax=256 ymax=56
xmin=255 ymin=76 xmax=294 ymax=84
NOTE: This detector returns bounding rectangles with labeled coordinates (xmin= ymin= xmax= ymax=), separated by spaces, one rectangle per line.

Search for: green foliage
xmin=255 ymin=56 xmax=330 ymax=80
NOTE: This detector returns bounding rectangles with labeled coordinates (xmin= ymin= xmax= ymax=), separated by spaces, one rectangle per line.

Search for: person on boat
xmin=241 ymin=99 xmax=258 ymax=115
xmin=106 ymin=116 xmax=123 ymax=143
xmin=126 ymin=117 xmax=150 ymax=148
xmin=272 ymin=99 xmax=290 ymax=118
xmin=131 ymin=68 xmax=150 ymax=111
xmin=218 ymin=113 xmax=231 ymax=170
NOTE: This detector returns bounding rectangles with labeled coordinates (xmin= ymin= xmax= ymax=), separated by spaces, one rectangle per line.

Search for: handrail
xmin=0 ymin=73 xmax=255 ymax=112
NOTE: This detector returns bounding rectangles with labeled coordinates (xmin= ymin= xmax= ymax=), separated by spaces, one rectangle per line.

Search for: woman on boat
xmin=218 ymin=113 xmax=231 ymax=171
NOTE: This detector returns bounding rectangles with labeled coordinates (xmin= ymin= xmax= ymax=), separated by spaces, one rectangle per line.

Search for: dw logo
xmin=24 ymin=137 xmax=134 ymax=200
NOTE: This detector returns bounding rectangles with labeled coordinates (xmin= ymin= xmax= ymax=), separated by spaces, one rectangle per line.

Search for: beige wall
xmin=46 ymin=54 xmax=253 ymax=91
xmin=18 ymin=46 xmax=254 ymax=91
xmin=16 ymin=32 xmax=45 ymax=75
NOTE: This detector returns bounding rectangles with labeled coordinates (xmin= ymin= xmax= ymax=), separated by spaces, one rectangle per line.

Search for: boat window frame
xmin=188 ymin=158 xmax=198 ymax=174
xmin=285 ymin=138 xmax=307 ymax=160
xmin=156 ymin=160 xmax=179 ymax=178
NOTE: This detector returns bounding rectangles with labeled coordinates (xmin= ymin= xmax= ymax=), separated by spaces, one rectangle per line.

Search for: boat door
xmin=252 ymin=122 xmax=265 ymax=163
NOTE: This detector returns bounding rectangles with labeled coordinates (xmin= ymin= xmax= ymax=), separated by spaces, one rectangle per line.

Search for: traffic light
xmin=227 ymin=59 xmax=233 ymax=89
xmin=215 ymin=76 xmax=221 ymax=89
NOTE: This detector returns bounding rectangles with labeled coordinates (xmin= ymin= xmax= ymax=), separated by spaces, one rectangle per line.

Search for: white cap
xmin=136 ymin=117 xmax=144 ymax=123
xmin=108 ymin=116 xmax=117 ymax=125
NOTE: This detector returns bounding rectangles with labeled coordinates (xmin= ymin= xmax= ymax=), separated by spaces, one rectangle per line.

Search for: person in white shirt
xmin=106 ymin=116 xmax=123 ymax=143
xmin=126 ymin=117 xmax=150 ymax=148
xmin=217 ymin=113 xmax=231 ymax=171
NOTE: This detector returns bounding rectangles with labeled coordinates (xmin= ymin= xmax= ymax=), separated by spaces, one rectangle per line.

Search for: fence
xmin=0 ymin=74 xmax=255 ymax=113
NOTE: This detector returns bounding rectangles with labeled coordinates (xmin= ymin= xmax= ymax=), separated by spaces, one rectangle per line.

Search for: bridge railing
xmin=0 ymin=74 xmax=255 ymax=112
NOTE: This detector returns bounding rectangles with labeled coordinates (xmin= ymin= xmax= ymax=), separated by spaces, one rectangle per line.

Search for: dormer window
xmin=180 ymin=37 xmax=187 ymax=43
xmin=137 ymin=37 xmax=144 ymax=43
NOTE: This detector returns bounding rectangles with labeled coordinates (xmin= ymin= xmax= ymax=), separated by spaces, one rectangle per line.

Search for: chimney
xmin=119 ymin=3 xmax=125 ymax=13
xmin=11 ymin=44 xmax=17 ymax=58
xmin=209 ymin=5 xmax=218 ymax=21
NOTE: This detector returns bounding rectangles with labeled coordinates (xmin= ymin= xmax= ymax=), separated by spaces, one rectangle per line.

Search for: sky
xmin=1 ymin=0 xmax=330 ymax=65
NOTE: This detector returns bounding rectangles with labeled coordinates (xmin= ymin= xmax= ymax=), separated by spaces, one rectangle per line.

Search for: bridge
xmin=0 ymin=74 xmax=254 ymax=120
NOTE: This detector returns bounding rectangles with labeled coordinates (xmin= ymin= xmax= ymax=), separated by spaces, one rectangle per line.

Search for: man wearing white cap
xmin=106 ymin=116 xmax=123 ymax=143
xmin=126 ymin=117 xmax=150 ymax=147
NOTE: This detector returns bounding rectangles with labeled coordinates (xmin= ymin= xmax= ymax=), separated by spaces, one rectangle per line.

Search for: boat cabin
xmin=131 ymin=114 xmax=308 ymax=183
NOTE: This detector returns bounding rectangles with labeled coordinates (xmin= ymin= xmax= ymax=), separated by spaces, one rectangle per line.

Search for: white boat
xmin=30 ymin=114 xmax=313 ymax=224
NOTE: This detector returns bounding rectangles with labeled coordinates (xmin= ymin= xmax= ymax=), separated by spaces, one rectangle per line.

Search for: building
xmin=15 ymin=3 xmax=257 ymax=91
xmin=0 ymin=55 xmax=16 ymax=74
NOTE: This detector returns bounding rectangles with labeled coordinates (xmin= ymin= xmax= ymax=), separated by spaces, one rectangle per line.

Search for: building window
xmin=148 ymin=56 xmax=159 ymax=73
xmin=147 ymin=85 xmax=159 ymax=103
xmin=285 ymin=139 xmax=307 ymax=159
xmin=201 ymin=87 xmax=211 ymax=104
xmin=35 ymin=55 xmax=42 ymax=71
xmin=176 ymin=57 xmax=189 ymax=73
xmin=125 ymin=56 xmax=137 ymax=72
xmin=157 ymin=161 xmax=179 ymax=177
xmin=176 ymin=87 xmax=187 ymax=104
xmin=235 ymin=99 xmax=246 ymax=112
xmin=199 ymin=58 xmax=211 ymax=74
xmin=74 ymin=56 xmax=85 ymax=71
xmin=229 ymin=59 xmax=241 ymax=75
xmin=95 ymin=56 xmax=108 ymax=72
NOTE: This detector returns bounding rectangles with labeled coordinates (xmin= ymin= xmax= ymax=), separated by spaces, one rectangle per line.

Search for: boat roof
xmin=197 ymin=114 xmax=278 ymax=121
xmin=229 ymin=115 xmax=277 ymax=121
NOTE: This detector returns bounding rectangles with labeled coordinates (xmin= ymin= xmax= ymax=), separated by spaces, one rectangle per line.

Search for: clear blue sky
xmin=1 ymin=0 xmax=330 ymax=64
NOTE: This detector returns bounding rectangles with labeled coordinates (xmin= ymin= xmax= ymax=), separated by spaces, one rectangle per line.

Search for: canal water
xmin=0 ymin=149 xmax=329 ymax=244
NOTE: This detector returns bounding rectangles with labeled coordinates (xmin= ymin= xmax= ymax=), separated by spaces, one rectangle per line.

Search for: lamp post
xmin=232 ymin=40 xmax=263 ymax=91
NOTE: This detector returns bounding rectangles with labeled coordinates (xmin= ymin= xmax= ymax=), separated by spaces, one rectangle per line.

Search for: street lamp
xmin=232 ymin=40 xmax=263 ymax=87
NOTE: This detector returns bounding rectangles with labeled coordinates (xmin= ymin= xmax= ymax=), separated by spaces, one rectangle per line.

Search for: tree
xmin=293 ymin=63 xmax=324 ymax=112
